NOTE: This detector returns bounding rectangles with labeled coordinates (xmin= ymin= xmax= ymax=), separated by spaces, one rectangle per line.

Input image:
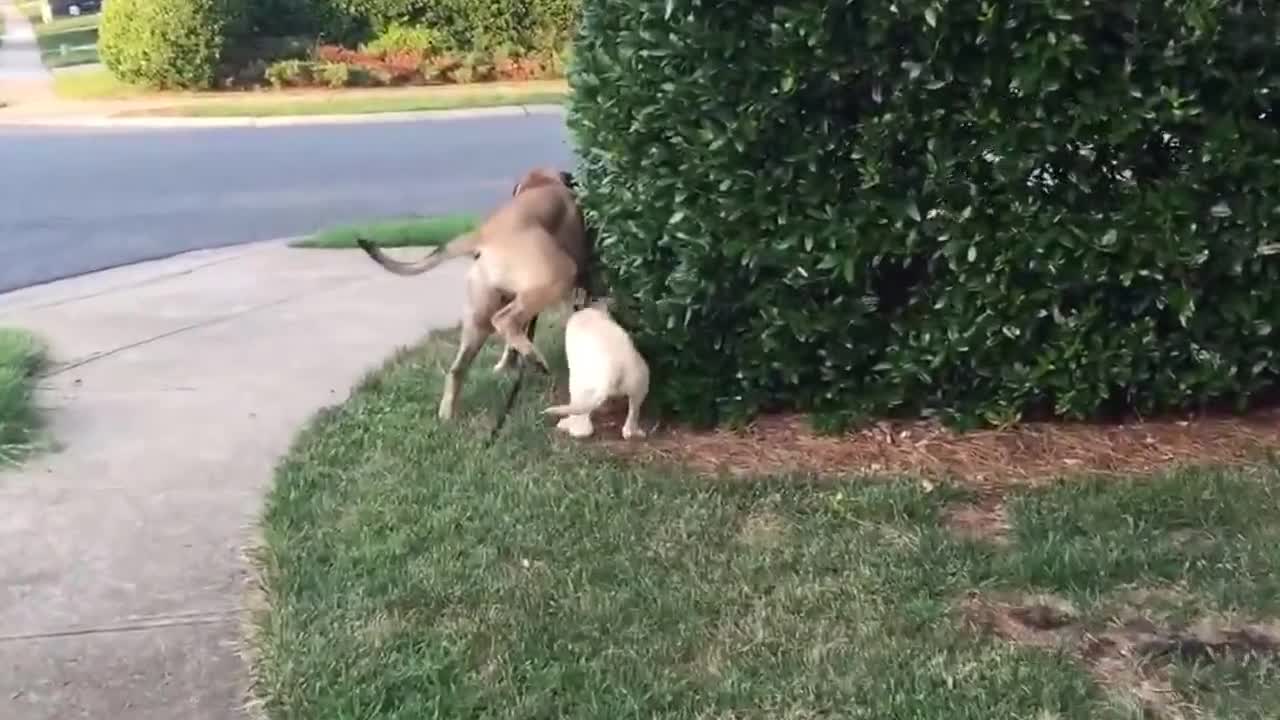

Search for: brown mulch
xmin=582 ymin=400 xmax=1280 ymax=486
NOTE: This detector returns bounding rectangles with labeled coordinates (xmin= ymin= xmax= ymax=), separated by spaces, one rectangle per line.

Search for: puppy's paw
xmin=559 ymin=415 xmax=593 ymax=438
xmin=622 ymin=424 xmax=647 ymax=440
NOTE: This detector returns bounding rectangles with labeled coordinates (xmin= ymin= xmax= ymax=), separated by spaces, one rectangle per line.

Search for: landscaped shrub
xmin=264 ymin=59 xmax=316 ymax=88
xmin=314 ymin=45 xmax=423 ymax=84
xmin=325 ymin=0 xmax=579 ymax=53
xmin=260 ymin=46 xmax=562 ymax=89
xmin=361 ymin=22 xmax=445 ymax=56
xmin=569 ymin=0 xmax=1280 ymax=429
xmin=318 ymin=61 xmax=357 ymax=88
xmin=99 ymin=0 xmax=249 ymax=89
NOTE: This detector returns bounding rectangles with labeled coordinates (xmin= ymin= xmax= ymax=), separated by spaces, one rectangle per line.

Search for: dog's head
xmin=510 ymin=166 xmax=601 ymax=309
xmin=511 ymin=166 xmax=573 ymax=196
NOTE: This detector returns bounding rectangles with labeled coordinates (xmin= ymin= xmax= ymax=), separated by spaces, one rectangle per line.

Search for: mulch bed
xmin=577 ymin=400 xmax=1280 ymax=486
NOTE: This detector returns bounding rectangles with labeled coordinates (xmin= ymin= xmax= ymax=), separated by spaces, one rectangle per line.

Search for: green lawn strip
xmin=0 ymin=328 xmax=47 ymax=465
xmin=51 ymin=68 xmax=149 ymax=100
xmin=291 ymin=213 xmax=478 ymax=249
xmin=119 ymin=89 xmax=568 ymax=118
xmin=252 ymin=314 xmax=1280 ymax=719
xmin=32 ymin=13 xmax=99 ymax=68
xmin=51 ymin=66 xmax=568 ymax=109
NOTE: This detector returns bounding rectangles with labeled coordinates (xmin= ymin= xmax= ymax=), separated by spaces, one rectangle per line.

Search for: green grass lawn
xmin=253 ymin=315 xmax=1280 ymax=719
xmin=32 ymin=12 xmax=100 ymax=69
xmin=51 ymin=67 xmax=149 ymax=100
xmin=0 ymin=329 xmax=46 ymax=465
xmin=291 ymin=213 xmax=478 ymax=249
xmin=120 ymin=89 xmax=569 ymax=118
xmin=52 ymin=66 xmax=568 ymax=113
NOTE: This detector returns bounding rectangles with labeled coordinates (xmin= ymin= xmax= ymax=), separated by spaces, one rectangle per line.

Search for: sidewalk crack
xmin=0 ymin=609 xmax=243 ymax=643
xmin=39 ymin=275 xmax=372 ymax=379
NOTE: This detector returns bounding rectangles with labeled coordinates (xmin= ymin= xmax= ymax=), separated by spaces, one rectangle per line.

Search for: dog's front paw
xmin=622 ymin=424 xmax=647 ymax=440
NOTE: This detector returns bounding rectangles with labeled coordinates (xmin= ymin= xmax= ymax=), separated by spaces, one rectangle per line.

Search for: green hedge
xmin=100 ymin=0 xmax=248 ymax=89
xmin=569 ymin=0 xmax=1280 ymax=429
xmin=255 ymin=0 xmax=578 ymax=52
xmin=246 ymin=0 xmax=359 ymax=41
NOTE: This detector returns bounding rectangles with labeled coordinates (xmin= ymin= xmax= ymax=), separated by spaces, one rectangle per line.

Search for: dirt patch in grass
xmin=964 ymin=592 xmax=1280 ymax=719
xmin=591 ymin=406 xmax=1280 ymax=485
xmin=735 ymin=509 xmax=790 ymax=549
xmin=941 ymin=496 xmax=1012 ymax=546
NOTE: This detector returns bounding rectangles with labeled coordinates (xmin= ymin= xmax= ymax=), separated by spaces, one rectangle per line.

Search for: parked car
xmin=42 ymin=0 xmax=102 ymax=20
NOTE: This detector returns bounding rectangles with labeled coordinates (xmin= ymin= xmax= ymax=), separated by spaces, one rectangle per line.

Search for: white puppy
xmin=543 ymin=299 xmax=650 ymax=440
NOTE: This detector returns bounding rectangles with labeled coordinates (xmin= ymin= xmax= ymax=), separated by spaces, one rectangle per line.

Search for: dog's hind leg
xmin=493 ymin=344 xmax=518 ymax=372
xmin=441 ymin=273 xmax=504 ymax=420
xmin=491 ymin=284 xmax=565 ymax=375
xmin=493 ymin=313 xmax=538 ymax=372
xmin=439 ymin=315 xmax=491 ymax=420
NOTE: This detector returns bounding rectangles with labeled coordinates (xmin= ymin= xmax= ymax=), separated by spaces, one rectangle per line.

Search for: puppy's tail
xmin=356 ymin=231 xmax=482 ymax=277
xmin=543 ymin=398 xmax=601 ymax=417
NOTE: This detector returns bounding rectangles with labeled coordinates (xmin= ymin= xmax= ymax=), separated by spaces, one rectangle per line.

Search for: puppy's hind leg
xmin=621 ymin=390 xmax=649 ymax=440
xmin=545 ymin=386 xmax=606 ymax=439
xmin=621 ymin=365 xmax=650 ymax=440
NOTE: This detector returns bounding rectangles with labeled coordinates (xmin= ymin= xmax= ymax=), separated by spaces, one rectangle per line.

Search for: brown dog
xmin=356 ymin=167 xmax=589 ymax=420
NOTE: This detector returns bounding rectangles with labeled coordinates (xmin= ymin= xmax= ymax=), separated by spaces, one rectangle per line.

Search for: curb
xmin=0 ymin=102 xmax=567 ymax=129
xmin=0 ymin=236 xmax=303 ymax=308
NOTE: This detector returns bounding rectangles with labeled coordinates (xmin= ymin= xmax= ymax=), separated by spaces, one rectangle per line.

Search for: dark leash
xmin=486 ymin=313 xmax=541 ymax=445
xmin=484 ymin=287 xmax=596 ymax=446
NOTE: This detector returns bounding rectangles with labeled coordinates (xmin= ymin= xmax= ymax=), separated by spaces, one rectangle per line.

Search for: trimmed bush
xmin=362 ymin=22 xmax=446 ymax=56
xmin=569 ymin=0 xmax=1280 ymax=429
xmin=245 ymin=0 xmax=362 ymax=43
xmin=99 ymin=0 xmax=248 ymax=89
xmin=325 ymin=0 xmax=578 ymax=52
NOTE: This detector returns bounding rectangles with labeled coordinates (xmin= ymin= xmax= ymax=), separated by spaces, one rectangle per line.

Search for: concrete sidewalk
xmin=0 ymin=0 xmax=55 ymax=105
xmin=0 ymin=241 xmax=467 ymax=719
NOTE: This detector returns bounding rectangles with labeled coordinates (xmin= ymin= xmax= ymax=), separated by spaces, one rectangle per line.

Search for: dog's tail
xmin=356 ymin=232 xmax=483 ymax=277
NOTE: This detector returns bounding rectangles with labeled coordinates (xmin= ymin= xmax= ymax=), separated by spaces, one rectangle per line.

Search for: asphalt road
xmin=0 ymin=113 xmax=575 ymax=294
